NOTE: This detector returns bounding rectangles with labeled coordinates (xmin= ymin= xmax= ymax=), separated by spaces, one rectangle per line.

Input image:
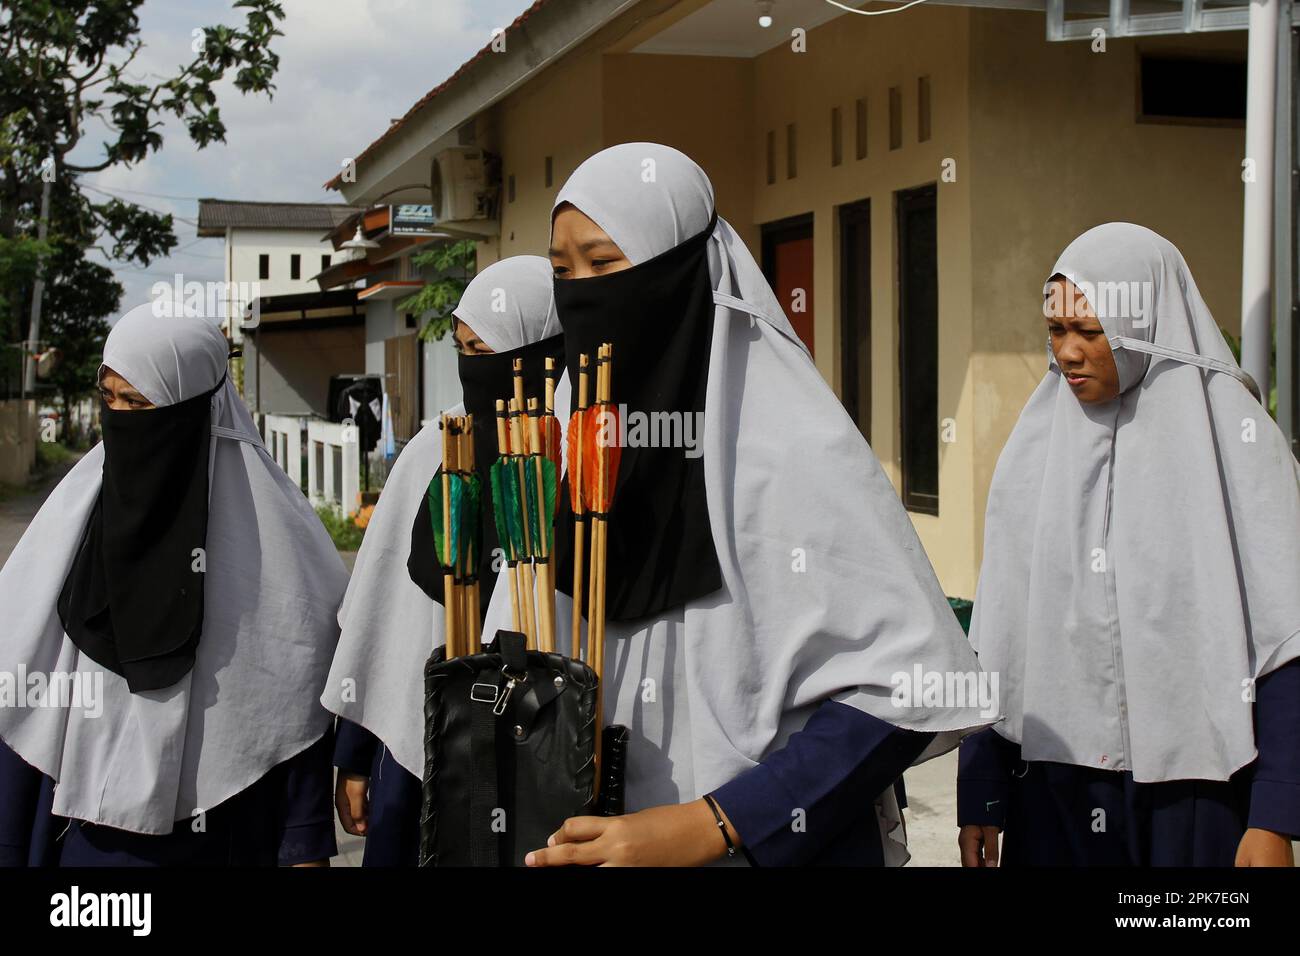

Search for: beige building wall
xmin=751 ymin=5 xmax=978 ymax=595
xmin=480 ymin=43 xmax=607 ymax=266
xmin=602 ymin=54 xmax=757 ymax=248
xmin=967 ymin=10 xmax=1247 ymax=573
xmin=470 ymin=1 xmax=1249 ymax=601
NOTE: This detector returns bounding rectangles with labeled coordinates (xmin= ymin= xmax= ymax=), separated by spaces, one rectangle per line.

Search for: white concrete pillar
xmin=1242 ymin=0 xmax=1280 ymax=390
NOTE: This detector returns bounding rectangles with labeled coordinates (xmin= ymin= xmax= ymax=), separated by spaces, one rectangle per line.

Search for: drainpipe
xmin=1274 ymin=1 xmax=1295 ymax=444
xmin=1242 ymin=0 xmax=1280 ymax=393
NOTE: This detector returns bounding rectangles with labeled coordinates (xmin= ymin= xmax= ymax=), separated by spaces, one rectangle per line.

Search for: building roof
xmin=322 ymin=0 xmax=552 ymax=191
xmin=197 ymin=199 xmax=366 ymax=236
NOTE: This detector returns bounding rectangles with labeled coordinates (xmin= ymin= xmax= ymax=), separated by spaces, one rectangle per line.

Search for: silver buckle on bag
xmin=471 ymin=683 xmax=499 ymax=704
xmin=493 ymin=665 xmax=527 ymax=716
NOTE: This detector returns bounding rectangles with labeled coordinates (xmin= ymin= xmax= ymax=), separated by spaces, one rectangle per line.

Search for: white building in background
xmin=196 ymin=199 xmax=363 ymax=344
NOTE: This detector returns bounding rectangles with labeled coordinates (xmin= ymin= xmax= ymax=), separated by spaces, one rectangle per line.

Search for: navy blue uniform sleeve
xmin=333 ymin=718 xmax=379 ymax=777
xmin=278 ymin=730 xmax=340 ymax=866
xmin=957 ymin=727 xmax=1016 ymax=829
xmin=0 ymin=739 xmax=42 ymax=867
xmin=708 ymin=701 xmax=933 ymax=867
xmin=1248 ymin=659 xmax=1300 ymax=839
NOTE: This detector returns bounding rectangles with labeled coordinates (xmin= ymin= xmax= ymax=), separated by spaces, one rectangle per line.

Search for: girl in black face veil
xmin=0 ymin=304 xmax=348 ymax=866
xmin=477 ymin=144 xmax=995 ymax=868
xmin=324 ymin=256 xmax=565 ymax=866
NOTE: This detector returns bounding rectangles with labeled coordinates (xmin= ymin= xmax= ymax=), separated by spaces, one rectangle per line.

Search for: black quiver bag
xmin=418 ymin=629 xmax=629 ymax=866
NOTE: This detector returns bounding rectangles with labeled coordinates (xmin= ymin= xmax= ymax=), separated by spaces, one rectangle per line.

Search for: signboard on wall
xmin=390 ymin=204 xmax=438 ymax=235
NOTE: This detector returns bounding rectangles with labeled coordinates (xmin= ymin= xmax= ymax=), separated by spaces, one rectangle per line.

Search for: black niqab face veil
xmin=551 ymin=213 xmax=723 ymax=621
xmin=58 ymin=376 xmax=222 ymax=692
xmin=408 ymin=334 xmax=567 ymax=610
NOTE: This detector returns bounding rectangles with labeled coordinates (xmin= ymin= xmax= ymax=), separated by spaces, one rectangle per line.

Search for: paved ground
xmin=0 ymin=455 xmax=81 ymax=570
xmin=902 ymin=749 xmax=961 ymax=866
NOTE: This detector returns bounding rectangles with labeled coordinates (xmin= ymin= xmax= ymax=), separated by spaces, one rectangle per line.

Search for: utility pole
xmin=23 ymin=168 xmax=53 ymax=398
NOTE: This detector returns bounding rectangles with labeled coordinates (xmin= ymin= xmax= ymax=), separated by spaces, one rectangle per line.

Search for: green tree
xmin=1 ymin=0 xmax=287 ymax=395
xmin=42 ymin=237 xmax=123 ymax=435
xmin=396 ymin=239 xmax=478 ymax=342
xmin=0 ymin=233 xmax=49 ymax=393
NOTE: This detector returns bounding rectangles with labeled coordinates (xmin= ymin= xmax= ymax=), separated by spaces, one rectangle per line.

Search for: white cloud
xmin=73 ymin=0 xmax=534 ymax=317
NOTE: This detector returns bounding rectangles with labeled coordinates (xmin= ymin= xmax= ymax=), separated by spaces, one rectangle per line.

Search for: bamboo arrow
xmin=429 ymin=414 xmax=463 ymax=658
xmin=459 ymin=415 xmax=483 ymax=652
xmin=491 ymin=400 xmax=524 ymax=634
xmin=567 ymin=354 xmax=590 ymax=661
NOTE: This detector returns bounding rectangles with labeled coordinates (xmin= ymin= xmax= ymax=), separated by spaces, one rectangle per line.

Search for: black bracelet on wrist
xmin=702 ymin=793 xmax=737 ymax=858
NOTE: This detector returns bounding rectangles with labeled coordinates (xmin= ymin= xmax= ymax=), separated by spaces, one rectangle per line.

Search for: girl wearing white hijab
xmin=959 ymin=223 xmax=1300 ymax=867
xmin=0 ymin=303 xmax=347 ymax=866
xmin=484 ymin=143 xmax=995 ymax=867
xmin=324 ymin=256 xmax=566 ymax=866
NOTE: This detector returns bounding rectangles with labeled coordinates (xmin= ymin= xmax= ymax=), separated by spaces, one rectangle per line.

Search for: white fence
xmin=306 ymin=418 xmax=361 ymax=517
xmin=263 ymin=414 xmax=305 ymax=491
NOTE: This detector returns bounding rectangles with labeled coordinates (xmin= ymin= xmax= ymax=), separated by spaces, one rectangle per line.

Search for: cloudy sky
xmin=72 ymin=0 xmax=535 ymax=314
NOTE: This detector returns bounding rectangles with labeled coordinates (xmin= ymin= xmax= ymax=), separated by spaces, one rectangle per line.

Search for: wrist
xmin=1246 ymin=826 xmax=1291 ymax=845
xmin=695 ymin=796 xmax=741 ymax=863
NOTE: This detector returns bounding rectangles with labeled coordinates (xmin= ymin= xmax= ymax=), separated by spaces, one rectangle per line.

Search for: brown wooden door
xmin=762 ymin=214 xmax=815 ymax=356
xmin=383 ymin=332 xmax=420 ymax=443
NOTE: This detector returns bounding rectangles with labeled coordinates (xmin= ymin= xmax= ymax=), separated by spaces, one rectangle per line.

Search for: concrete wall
xmin=602 ymin=53 xmax=756 ymax=248
xmin=250 ymin=324 xmax=365 ymax=417
xmin=751 ymin=5 xmax=977 ymax=594
xmin=966 ymin=11 xmax=1248 ymax=575
xmin=462 ymin=0 xmax=1250 ymax=599
xmin=0 ymin=400 xmax=36 ymax=486
xmin=482 ymin=41 xmax=607 ymax=263
xmin=224 ymin=227 xmax=342 ymax=343
xmin=423 ymin=335 xmax=461 ymax=422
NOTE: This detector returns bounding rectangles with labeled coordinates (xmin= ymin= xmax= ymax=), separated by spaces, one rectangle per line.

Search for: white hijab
xmin=483 ymin=143 xmax=996 ymax=863
xmin=971 ymin=222 xmax=1300 ymax=783
xmin=0 ymin=303 xmax=347 ymax=834
xmin=323 ymin=256 xmax=568 ymax=776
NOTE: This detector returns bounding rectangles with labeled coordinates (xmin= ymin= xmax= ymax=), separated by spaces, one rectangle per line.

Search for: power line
xmin=78 ymin=180 xmax=207 ymax=202
xmin=79 ymin=183 xmax=200 ymax=226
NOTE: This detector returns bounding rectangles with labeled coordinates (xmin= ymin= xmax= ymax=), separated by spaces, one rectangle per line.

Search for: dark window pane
xmin=897 ymin=184 xmax=938 ymax=514
xmin=831 ymin=106 xmax=843 ymax=167
xmin=839 ymin=199 xmax=871 ymax=441
xmin=855 ymin=98 xmax=868 ymax=160
xmin=1139 ymin=55 xmax=1246 ymax=123
xmin=918 ymin=76 xmax=932 ymax=142
xmin=889 ymin=87 xmax=902 ymax=150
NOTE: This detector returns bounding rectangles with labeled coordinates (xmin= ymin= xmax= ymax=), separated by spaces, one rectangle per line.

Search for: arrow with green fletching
xmin=490 ymin=457 xmax=526 ymax=562
xmin=427 ymin=468 xmax=464 ymax=575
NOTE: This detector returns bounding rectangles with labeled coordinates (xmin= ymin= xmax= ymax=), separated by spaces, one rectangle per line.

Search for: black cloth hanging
xmin=551 ymin=213 xmax=723 ymax=622
xmin=407 ymin=334 xmax=566 ymax=615
xmin=58 ymin=377 xmax=223 ymax=693
xmin=336 ymin=378 xmax=383 ymax=455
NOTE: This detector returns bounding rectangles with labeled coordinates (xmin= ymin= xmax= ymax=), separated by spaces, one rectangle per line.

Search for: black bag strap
xmin=469 ymin=631 xmax=529 ymax=867
xmin=469 ymin=685 xmax=499 ymax=867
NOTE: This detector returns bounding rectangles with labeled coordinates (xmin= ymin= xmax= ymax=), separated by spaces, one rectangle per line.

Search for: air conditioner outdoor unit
xmin=430 ymin=147 xmax=499 ymax=222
